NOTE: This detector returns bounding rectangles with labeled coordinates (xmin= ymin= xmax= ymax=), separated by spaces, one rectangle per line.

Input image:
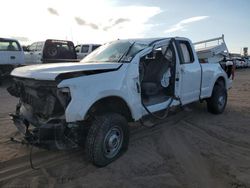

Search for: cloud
xmin=88 ymin=23 xmax=99 ymax=30
xmin=103 ymin=18 xmax=130 ymax=31
xmin=103 ymin=26 xmax=111 ymax=31
xmin=165 ymin=16 xmax=209 ymax=33
xmin=74 ymin=17 xmax=129 ymax=31
xmin=114 ymin=18 xmax=130 ymax=25
xmin=47 ymin=7 xmax=59 ymax=16
xmin=74 ymin=17 xmax=99 ymax=30
xmin=0 ymin=0 xmax=162 ymax=44
xmin=75 ymin=17 xmax=86 ymax=25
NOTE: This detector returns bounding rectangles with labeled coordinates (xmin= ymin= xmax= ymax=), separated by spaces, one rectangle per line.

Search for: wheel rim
xmin=103 ymin=126 xmax=123 ymax=159
xmin=218 ymin=95 xmax=226 ymax=109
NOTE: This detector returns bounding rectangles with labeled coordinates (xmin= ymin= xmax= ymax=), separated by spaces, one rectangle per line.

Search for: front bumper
xmin=10 ymin=113 xmax=83 ymax=150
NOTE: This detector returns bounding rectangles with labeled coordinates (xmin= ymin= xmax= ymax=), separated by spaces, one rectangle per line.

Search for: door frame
xmin=173 ymin=39 xmax=202 ymax=105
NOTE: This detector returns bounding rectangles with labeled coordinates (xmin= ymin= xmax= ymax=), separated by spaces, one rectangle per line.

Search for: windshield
xmin=81 ymin=40 xmax=148 ymax=63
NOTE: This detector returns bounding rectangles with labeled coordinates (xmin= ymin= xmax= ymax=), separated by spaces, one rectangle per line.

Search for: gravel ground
xmin=0 ymin=69 xmax=250 ymax=188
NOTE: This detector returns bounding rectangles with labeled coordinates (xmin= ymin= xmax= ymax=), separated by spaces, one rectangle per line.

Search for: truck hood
xmin=11 ymin=62 xmax=122 ymax=80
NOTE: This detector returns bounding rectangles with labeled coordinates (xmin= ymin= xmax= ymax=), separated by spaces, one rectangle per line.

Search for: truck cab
xmin=75 ymin=44 xmax=101 ymax=60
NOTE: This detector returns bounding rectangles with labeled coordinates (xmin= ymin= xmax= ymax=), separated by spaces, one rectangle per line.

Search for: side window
xmin=0 ymin=41 xmax=9 ymax=51
xmin=0 ymin=40 xmax=20 ymax=51
xmin=161 ymin=46 xmax=174 ymax=62
xmin=60 ymin=44 xmax=70 ymax=51
xmin=92 ymin=45 xmax=100 ymax=51
xmin=75 ymin=45 xmax=81 ymax=53
xmin=29 ymin=43 xmax=37 ymax=51
xmin=179 ymin=41 xmax=194 ymax=64
xmin=8 ymin=41 xmax=20 ymax=51
xmin=36 ymin=42 xmax=43 ymax=52
xmin=81 ymin=45 xmax=89 ymax=53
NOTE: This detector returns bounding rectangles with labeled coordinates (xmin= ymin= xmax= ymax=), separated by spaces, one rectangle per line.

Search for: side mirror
xmin=22 ymin=46 xmax=30 ymax=52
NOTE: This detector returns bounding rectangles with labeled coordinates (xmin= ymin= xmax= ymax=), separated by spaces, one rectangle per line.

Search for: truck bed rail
xmin=194 ymin=35 xmax=229 ymax=63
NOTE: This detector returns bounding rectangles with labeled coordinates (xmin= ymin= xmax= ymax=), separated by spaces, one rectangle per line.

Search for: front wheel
xmin=85 ymin=113 xmax=129 ymax=167
xmin=207 ymin=83 xmax=227 ymax=114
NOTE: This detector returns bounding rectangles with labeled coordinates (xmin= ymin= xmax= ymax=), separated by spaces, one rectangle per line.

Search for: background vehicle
xmin=75 ymin=44 xmax=101 ymax=60
xmin=234 ymin=58 xmax=242 ymax=68
xmin=243 ymin=58 xmax=250 ymax=68
xmin=25 ymin=39 xmax=78 ymax=64
xmin=8 ymin=35 xmax=232 ymax=166
xmin=246 ymin=58 xmax=250 ymax=67
xmin=234 ymin=58 xmax=247 ymax=69
xmin=0 ymin=38 xmax=25 ymax=83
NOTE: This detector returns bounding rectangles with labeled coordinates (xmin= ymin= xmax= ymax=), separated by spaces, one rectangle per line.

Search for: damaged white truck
xmin=7 ymin=35 xmax=233 ymax=166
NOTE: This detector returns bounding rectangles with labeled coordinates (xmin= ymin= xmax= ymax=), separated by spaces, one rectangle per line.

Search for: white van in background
xmin=75 ymin=44 xmax=101 ymax=60
xmin=0 ymin=38 xmax=25 ymax=82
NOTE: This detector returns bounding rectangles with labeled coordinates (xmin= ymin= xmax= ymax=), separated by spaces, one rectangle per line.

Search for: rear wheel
xmin=207 ymin=82 xmax=227 ymax=114
xmin=85 ymin=113 xmax=129 ymax=167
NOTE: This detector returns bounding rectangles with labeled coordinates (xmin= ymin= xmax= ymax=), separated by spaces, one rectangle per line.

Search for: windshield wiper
xmin=118 ymin=42 xmax=135 ymax=63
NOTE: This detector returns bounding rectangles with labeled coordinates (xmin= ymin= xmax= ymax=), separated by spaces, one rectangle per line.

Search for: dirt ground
xmin=0 ymin=69 xmax=250 ymax=188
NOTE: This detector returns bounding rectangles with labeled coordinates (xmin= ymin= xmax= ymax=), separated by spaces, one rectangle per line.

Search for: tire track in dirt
xmin=0 ymin=111 xmax=190 ymax=185
xmin=181 ymin=120 xmax=250 ymax=153
xmin=130 ymin=111 xmax=190 ymax=142
xmin=177 ymin=120 xmax=250 ymax=187
xmin=0 ymin=149 xmax=84 ymax=184
xmin=1 ymin=105 xmax=248 ymax=187
xmin=153 ymin=123 xmax=226 ymax=188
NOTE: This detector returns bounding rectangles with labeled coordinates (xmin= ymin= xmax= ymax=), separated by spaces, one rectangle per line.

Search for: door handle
xmin=10 ymin=56 xmax=16 ymax=59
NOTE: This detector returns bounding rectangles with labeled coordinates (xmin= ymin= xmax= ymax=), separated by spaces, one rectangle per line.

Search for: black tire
xmin=85 ymin=113 xmax=129 ymax=167
xmin=45 ymin=46 xmax=58 ymax=58
xmin=207 ymin=82 xmax=227 ymax=114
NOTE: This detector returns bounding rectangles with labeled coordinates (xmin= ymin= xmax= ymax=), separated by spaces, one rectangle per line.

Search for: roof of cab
xmin=117 ymin=38 xmax=167 ymax=46
xmin=113 ymin=37 xmax=191 ymax=46
xmin=0 ymin=37 xmax=20 ymax=42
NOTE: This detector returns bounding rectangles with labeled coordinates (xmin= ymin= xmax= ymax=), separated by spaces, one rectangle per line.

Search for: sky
xmin=1 ymin=0 xmax=250 ymax=53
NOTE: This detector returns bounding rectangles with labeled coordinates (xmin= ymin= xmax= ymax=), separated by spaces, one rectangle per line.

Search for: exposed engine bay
xmin=7 ymin=77 xmax=86 ymax=149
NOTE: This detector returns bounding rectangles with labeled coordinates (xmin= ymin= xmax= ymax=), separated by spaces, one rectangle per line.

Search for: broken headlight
xmin=57 ymin=87 xmax=71 ymax=109
xmin=58 ymin=87 xmax=70 ymax=93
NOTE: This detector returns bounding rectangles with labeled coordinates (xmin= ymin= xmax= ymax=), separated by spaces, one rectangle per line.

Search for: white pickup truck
xmin=0 ymin=38 xmax=25 ymax=83
xmin=8 ymin=35 xmax=233 ymax=166
xmin=75 ymin=44 xmax=101 ymax=60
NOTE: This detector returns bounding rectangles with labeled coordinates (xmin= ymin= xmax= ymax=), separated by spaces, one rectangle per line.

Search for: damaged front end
xmin=7 ymin=77 xmax=86 ymax=149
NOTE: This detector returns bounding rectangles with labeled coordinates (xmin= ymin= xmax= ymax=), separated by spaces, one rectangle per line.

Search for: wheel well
xmin=86 ymin=96 xmax=133 ymax=122
xmin=0 ymin=65 xmax=14 ymax=72
xmin=215 ymin=77 xmax=226 ymax=87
